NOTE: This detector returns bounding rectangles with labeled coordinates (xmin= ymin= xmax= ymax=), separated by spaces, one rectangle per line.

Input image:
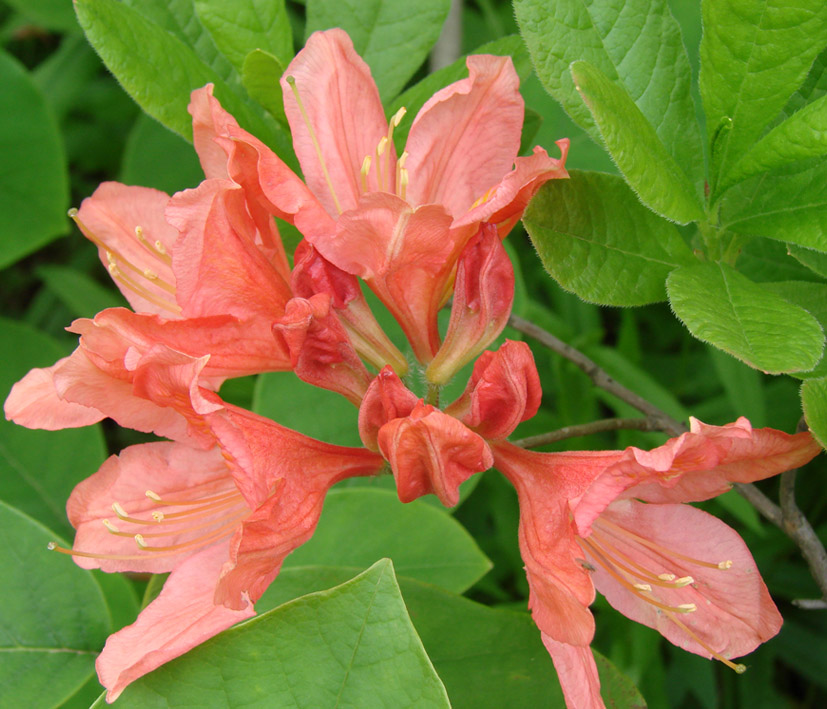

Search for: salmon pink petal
xmin=74 ymin=182 xmax=179 ymax=316
xmin=541 ymin=635 xmax=605 ymax=709
xmin=454 ymin=143 xmax=570 ymax=237
xmin=588 ymin=499 xmax=783 ymax=664
xmin=378 ymin=402 xmax=493 ymax=507
xmin=445 ymin=341 xmax=541 ymax=440
xmin=574 ymin=418 xmax=821 ymax=534
xmin=330 ymin=192 xmax=459 ymax=362
xmin=426 ymin=225 xmax=514 ymax=385
xmin=4 ymin=357 xmax=104 ymax=430
xmin=358 ymin=366 xmax=419 ymax=451
xmin=281 ymin=29 xmax=390 ymax=215
xmin=96 ymin=541 xmax=254 ymax=702
xmin=67 ymin=442 xmax=242 ymax=574
xmin=188 ymin=83 xmax=237 ymax=179
xmin=405 ymin=55 xmax=523 ymax=216
xmin=272 ymin=294 xmax=371 ymax=406
xmin=166 ymin=179 xmax=292 ymax=320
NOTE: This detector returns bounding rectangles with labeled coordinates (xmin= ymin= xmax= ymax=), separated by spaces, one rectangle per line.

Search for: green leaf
xmin=789 ymin=244 xmax=827 ymax=279
xmin=700 ymin=0 xmax=827 ymax=194
xmin=120 ymin=113 xmax=205 ymax=194
xmin=194 ymin=0 xmax=292 ymax=71
xmin=305 ymin=0 xmax=451 ymax=102
xmin=523 ymin=171 xmax=694 ymax=305
xmin=253 ymin=371 xmax=361 ymax=446
xmin=801 ymin=376 xmax=827 ymax=448
xmin=284 ymin=488 xmax=491 ymax=593
xmin=666 ymin=262 xmax=825 ymax=374
xmin=32 ymin=35 xmax=101 ymax=121
xmin=103 ymin=560 xmax=451 ymax=708
xmin=75 ymin=0 xmax=294 ymax=165
xmin=241 ymin=49 xmax=288 ymax=126
xmin=737 ymin=237 xmax=824 ymax=283
xmin=0 ymin=501 xmax=110 ymax=708
xmin=570 ymin=61 xmax=704 ymax=224
xmin=721 ymin=94 xmax=827 ymax=192
xmin=515 ymin=0 xmax=703 ymax=187
xmin=707 ymin=346 xmax=767 ymax=426
xmin=122 ymin=0 xmax=238 ymax=86
xmin=37 ymin=265 xmax=125 ymax=318
xmin=0 ymin=50 xmax=68 ymax=269
xmin=763 ymin=280 xmax=827 ymax=378
xmin=0 ymin=318 xmax=106 ymax=538
xmin=719 ymin=159 xmax=827 ymax=252
xmin=4 ymin=0 xmax=79 ymax=32
xmin=782 ymin=45 xmax=827 ymax=118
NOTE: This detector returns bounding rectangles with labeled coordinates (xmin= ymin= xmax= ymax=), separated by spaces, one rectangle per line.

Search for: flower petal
xmin=96 ymin=541 xmax=254 ymax=702
xmin=590 ymin=499 xmax=782 ymax=662
xmin=405 ymin=54 xmax=523 ymax=216
xmin=541 ymin=634 xmax=605 ymax=709
xmin=358 ymin=366 xmax=419 ymax=451
xmin=281 ymin=29 xmax=390 ymax=215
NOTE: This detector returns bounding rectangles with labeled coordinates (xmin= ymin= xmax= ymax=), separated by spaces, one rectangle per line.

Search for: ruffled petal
xmin=96 ymin=541 xmax=254 ymax=702
xmin=281 ymin=29 xmax=390 ymax=215
xmin=358 ymin=366 xmax=419 ymax=451
xmin=188 ymin=83 xmax=238 ymax=179
xmin=541 ymin=634 xmax=605 ymax=709
xmin=405 ymin=55 xmax=523 ymax=216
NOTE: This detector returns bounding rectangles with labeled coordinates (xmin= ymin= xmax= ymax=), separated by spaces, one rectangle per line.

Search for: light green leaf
xmin=719 ymin=159 xmax=827 ymax=251
xmin=194 ymin=0 xmax=292 ymax=71
xmin=570 ymin=61 xmax=704 ymax=224
xmin=666 ymin=262 xmax=825 ymax=373
xmin=789 ymin=244 xmax=827 ymax=279
xmin=306 ymin=0 xmax=451 ymax=102
xmin=515 ymin=0 xmax=703 ymax=187
xmin=37 ymin=264 xmax=125 ymax=318
xmin=0 ymin=318 xmax=106 ymax=538
xmin=284 ymin=488 xmax=491 ymax=593
xmin=523 ymin=171 xmax=694 ymax=305
xmin=781 ymin=45 xmax=827 ymax=118
xmin=102 ymin=560 xmax=451 ymax=708
xmin=241 ymin=49 xmax=288 ymax=126
xmin=700 ymin=0 xmax=827 ymax=194
xmin=0 ymin=501 xmax=110 ymax=708
xmin=737 ymin=237 xmax=824 ymax=284
xmin=721 ymin=94 xmax=827 ymax=192
xmin=120 ymin=113 xmax=205 ymax=194
xmin=253 ymin=371 xmax=361 ymax=446
xmin=122 ymin=0 xmax=238 ymax=86
xmin=0 ymin=50 xmax=68 ymax=269
xmin=76 ymin=0 xmax=294 ymax=165
xmin=763 ymin=280 xmax=827 ymax=378
xmin=801 ymin=376 xmax=827 ymax=448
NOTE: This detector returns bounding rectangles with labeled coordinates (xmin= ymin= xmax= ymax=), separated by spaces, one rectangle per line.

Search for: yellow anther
xmin=143 ymin=269 xmax=158 ymax=280
xmin=677 ymin=603 xmax=697 ymax=613
xmin=154 ymin=241 xmax=168 ymax=256
xmin=391 ymin=106 xmax=407 ymax=127
xmin=658 ymin=573 xmax=677 ymax=582
xmin=134 ymin=534 xmax=147 ymax=549
xmin=102 ymin=519 xmax=120 ymax=533
xmin=152 ymin=511 xmax=165 ymax=522
xmin=112 ymin=502 xmax=129 ymax=519
xmin=399 ymin=167 xmax=409 ymax=201
xmin=734 ymin=664 xmax=747 ymax=674
xmin=67 ymin=207 xmax=78 ymax=218
xmin=360 ymin=155 xmax=372 ymax=192
xmin=718 ymin=560 xmax=733 ymax=569
xmin=376 ymin=136 xmax=388 ymax=156
xmin=675 ymin=576 xmax=695 ymax=587
xmin=633 ymin=583 xmax=652 ymax=592
xmin=146 ymin=490 xmax=162 ymax=501
xmin=47 ymin=541 xmax=58 ymax=550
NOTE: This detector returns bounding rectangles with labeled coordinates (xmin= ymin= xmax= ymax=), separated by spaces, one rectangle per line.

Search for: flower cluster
xmin=5 ymin=29 xmax=820 ymax=708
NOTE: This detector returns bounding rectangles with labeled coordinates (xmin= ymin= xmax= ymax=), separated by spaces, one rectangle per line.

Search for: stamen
xmin=384 ymin=108 xmax=405 ymax=191
xmin=285 ymin=76 xmax=342 ymax=214
xmin=375 ymin=137 xmax=388 ymax=191
xmin=106 ymin=508 xmax=246 ymax=539
xmin=395 ymin=151 xmax=408 ymax=199
xmin=634 ymin=583 xmax=652 ymax=592
xmin=588 ymin=530 xmax=689 ymax=588
xmin=134 ymin=226 xmax=172 ymax=265
xmin=360 ymin=156 xmax=372 ymax=193
xmin=145 ymin=489 xmax=239 ymax=506
xmin=677 ymin=603 xmax=697 ymax=613
xmin=134 ymin=514 xmax=245 ymax=552
xmin=102 ymin=519 xmax=120 ymax=533
xmin=658 ymin=573 xmax=676 ymax=582
xmin=666 ymin=611 xmax=747 ymax=673
xmin=107 ymin=261 xmax=181 ymax=314
xmin=399 ymin=167 xmax=409 ymax=201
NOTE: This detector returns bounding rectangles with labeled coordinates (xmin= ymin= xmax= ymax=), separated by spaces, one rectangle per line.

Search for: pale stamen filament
xmin=360 ymin=156 xmax=372 ymax=193
xmin=395 ymin=151 xmax=409 ymax=199
xmin=597 ymin=517 xmax=733 ymax=570
xmin=385 ymin=107 xmax=406 ymax=190
xmin=134 ymin=226 xmax=172 ymax=265
xmin=665 ymin=610 xmax=747 ymax=673
xmin=375 ymin=137 xmax=388 ymax=192
xmin=579 ymin=538 xmax=697 ymax=614
xmin=106 ymin=263 xmax=181 ymax=314
xmin=135 ymin=512 xmax=247 ymax=552
xmin=111 ymin=495 xmax=242 ymax=525
xmin=104 ymin=507 xmax=247 ymax=539
xmin=589 ymin=529 xmax=694 ymax=588
xmin=146 ymin=488 xmax=239 ymax=506
xmin=285 ymin=76 xmax=343 ymax=215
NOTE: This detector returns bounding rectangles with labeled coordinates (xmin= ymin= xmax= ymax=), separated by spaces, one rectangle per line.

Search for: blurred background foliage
xmin=0 ymin=0 xmax=825 ymax=707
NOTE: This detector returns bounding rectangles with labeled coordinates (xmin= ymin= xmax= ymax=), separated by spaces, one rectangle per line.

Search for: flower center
xmin=48 ymin=484 xmax=249 ymax=561
xmin=577 ymin=517 xmax=746 ymax=674
xmin=68 ymin=208 xmax=180 ymax=315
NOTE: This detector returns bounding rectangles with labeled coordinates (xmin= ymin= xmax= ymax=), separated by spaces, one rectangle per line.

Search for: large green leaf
xmin=570 ymin=61 xmax=704 ymax=224
xmin=788 ymin=244 xmax=827 ymax=279
xmin=0 ymin=502 xmax=110 ymax=708
xmin=241 ymin=49 xmax=288 ymax=127
xmin=515 ymin=0 xmax=703 ymax=187
xmin=802 ymin=376 xmax=827 ymax=448
xmin=523 ymin=171 xmax=694 ymax=305
xmin=37 ymin=265 xmax=124 ymax=319
xmin=284 ymin=488 xmax=491 ymax=593
xmin=719 ymin=158 xmax=827 ymax=252
xmin=194 ymin=0 xmax=292 ymax=70
xmin=0 ymin=51 xmax=68 ymax=269
xmin=700 ymin=0 xmax=827 ymax=194
xmin=305 ymin=0 xmax=451 ymax=102
xmin=763 ymin=280 xmax=827 ymax=378
xmin=4 ymin=0 xmax=79 ymax=32
xmin=75 ymin=0 xmax=293 ymax=164
xmin=100 ymin=560 xmax=451 ymax=708
xmin=257 ymin=567 xmax=646 ymax=708
xmin=0 ymin=318 xmax=106 ymax=538
xmin=720 ymin=94 xmax=827 ymax=192
xmin=666 ymin=262 xmax=825 ymax=374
